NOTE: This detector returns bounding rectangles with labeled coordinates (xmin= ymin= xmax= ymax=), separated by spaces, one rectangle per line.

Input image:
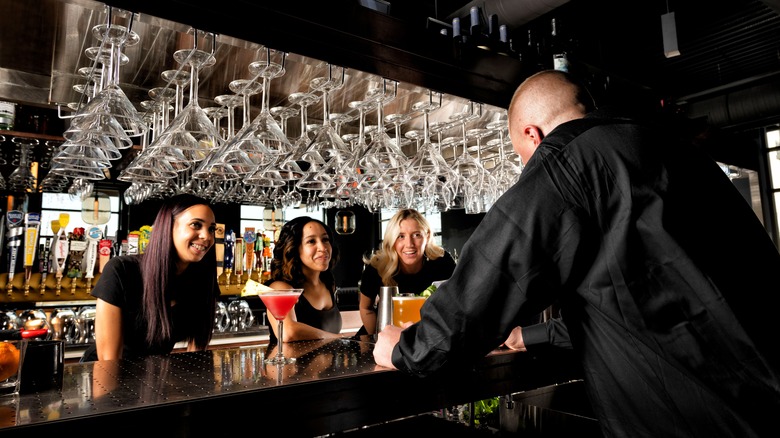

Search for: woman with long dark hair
xmin=82 ymin=194 xmax=219 ymax=361
xmin=266 ymin=216 xmax=342 ymax=343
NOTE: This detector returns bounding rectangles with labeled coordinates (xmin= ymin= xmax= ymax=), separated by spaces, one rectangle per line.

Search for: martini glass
xmin=260 ymin=289 xmax=304 ymax=365
xmin=160 ymin=69 xmax=191 ymax=118
xmin=214 ymin=94 xmax=244 ymax=141
xmin=80 ymin=24 xmax=147 ymax=138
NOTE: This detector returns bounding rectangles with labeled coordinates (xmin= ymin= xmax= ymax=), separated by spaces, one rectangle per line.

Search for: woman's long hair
xmin=141 ymin=194 xmax=217 ymax=349
xmin=269 ymin=216 xmax=339 ymax=293
xmin=363 ymin=209 xmax=445 ymax=286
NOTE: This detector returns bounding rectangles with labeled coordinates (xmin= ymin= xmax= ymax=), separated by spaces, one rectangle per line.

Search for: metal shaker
xmin=376 ymin=286 xmax=397 ymax=334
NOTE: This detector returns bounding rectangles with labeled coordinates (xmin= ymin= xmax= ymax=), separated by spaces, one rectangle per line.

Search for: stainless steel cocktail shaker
xmin=376 ymin=286 xmax=397 ymax=334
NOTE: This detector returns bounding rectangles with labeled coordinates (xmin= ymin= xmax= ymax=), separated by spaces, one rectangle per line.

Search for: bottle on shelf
xmin=550 ymin=17 xmax=569 ymax=72
xmin=0 ymin=102 xmax=15 ymax=131
xmin=451 ymin=16 xmax=465 ymax=59
xmin=496 ymin=24 xmax=515 ymax=58
xmin=488 ymin=14 xmax=500 ymax=41
xmin=522 ymin=28 xmax=545 ymax=73
xmin=469 ymin=6 xmax=490 ymax=51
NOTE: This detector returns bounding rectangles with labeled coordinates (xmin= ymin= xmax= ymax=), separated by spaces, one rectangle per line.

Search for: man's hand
xmin=373 ymin=324 xmax=403 ymax=369
xmin=501 ymin=326 xmax=527 ymax=351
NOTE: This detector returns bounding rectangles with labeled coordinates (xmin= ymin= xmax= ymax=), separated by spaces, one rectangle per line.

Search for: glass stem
xmin=276 ymin=320 xmax=284 ymax=359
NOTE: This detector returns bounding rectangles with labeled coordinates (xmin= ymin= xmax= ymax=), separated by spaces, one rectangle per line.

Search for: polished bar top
xmin=0 ymin=335 xmax=582 ymax=435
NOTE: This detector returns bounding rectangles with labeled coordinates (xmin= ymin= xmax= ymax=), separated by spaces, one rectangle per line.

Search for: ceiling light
xmin=661 ymin=12 xmax=680 ymax=58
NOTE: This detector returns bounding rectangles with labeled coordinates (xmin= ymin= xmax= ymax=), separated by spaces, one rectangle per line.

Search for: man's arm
xmin=503 ymin=318 xmax=572 ymax=351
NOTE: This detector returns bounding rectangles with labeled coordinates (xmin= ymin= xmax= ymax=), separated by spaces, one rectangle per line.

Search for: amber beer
xmin=392 ymin=295 xmax=427 ymax=326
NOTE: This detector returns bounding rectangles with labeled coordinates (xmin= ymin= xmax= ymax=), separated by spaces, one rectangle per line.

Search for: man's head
xmin=508 ymin=70 xmax=596 ymax=165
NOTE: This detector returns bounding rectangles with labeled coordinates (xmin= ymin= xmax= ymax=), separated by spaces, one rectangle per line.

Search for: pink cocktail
xmin=259 ymin=289 xmax=303 ymax=364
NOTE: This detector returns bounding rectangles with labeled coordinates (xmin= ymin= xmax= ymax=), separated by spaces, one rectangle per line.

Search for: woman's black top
xmin=81 ymin=255 xmax=219 ymax=361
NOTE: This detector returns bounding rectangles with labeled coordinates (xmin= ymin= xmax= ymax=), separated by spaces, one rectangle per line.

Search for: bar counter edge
xmin=3 ymin=338 xmax=583 ymax=436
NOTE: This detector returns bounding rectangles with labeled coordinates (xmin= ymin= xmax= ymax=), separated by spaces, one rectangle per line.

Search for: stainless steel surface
xmin=0 ymin=0 xmax=505 ymax=146
xmin=0 ymin=0 xmax=774 ymax=191
xmin=0 ymin=0 xmax=777 ymax=127
xmin=1 ymin=337 xmax=583 ymax=434
xmin=376 ymin=285 xmax=396 ymax=333
xmin=18 ymin=339 xmax=376 ymax=426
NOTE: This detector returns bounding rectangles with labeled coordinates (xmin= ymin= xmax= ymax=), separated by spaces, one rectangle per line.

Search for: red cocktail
xmin=259 ymin=289 xmax=303 ymax=364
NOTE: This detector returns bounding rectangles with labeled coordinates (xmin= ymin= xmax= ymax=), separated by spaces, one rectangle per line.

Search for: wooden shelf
xmin=0 ymin=130 xmax=64 ymax=142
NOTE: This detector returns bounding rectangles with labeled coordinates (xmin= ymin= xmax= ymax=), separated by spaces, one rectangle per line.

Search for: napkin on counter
xmin=241 ymin=279 xmax=274 ymax=297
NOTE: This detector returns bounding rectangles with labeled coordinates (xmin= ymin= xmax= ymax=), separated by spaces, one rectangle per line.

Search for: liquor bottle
xmin=522 ymin=28 xmax=544 ymax=73
xmin=469 ymin=6 xmax=490 ymax=51
xmin=496 ymin=24 xmax=514 ymax=58
xmin=452 ymin=16 xmax=465 ymax=59
xmin=550 ymin=18 xmax=569 ymax=72
xmin=488 ymin=14 xmax=500 ymax=42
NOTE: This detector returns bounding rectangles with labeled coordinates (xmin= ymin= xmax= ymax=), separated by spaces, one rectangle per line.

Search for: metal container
xmin=376 ymin=286 xmax=397 ymax=334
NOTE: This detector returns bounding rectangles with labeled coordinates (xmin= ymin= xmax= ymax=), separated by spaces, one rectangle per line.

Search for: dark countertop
xmin=1 ymin=335 xmax=583 ymax=435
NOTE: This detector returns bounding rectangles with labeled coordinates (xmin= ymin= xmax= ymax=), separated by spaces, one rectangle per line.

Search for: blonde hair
xmin=363 ymin=209 xmax=446 ymax=286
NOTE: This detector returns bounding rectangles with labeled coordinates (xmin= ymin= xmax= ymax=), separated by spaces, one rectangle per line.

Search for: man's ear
xmin=525 ymin=125 xmax=544 ymax=147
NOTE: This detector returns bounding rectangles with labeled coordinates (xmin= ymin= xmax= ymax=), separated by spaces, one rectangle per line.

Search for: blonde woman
xmin=358 ymin=209 xmax=456 ymax=335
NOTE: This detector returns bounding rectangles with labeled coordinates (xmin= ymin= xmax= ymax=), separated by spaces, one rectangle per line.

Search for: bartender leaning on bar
xmin=81 ymin=194 xmax=220 ymax=361
xmin=374 ymin=70 xmax=780 ymax=438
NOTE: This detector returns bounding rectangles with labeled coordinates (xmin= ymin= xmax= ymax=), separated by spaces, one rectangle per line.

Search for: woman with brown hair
xmin=82 ymin=194 xmax=219 ymax=361
xmin=265 ymin=216 xmax=343 ymax=343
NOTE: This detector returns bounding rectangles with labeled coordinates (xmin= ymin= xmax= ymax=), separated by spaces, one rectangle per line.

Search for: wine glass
xmin=8 ymin=137 xmax=39 ymax=192
xmin=259 ymin=289 xmax=304 ymax=365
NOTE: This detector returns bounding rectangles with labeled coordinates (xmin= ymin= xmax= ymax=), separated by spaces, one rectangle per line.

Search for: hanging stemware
xmin=155 ymin=38 xmax=221 ymax=162
xmin=214 ymin=93 xmax=244 ymax=141
xmin=160 ymin=68 xmax=191 ymax=118
xmin=358 ymin=80 xmax=408 ymax=177
xmin=486 ymin=117 xmax=521 ymax=195
xmin=296 ymin=65 xmax=351 ymax=192
xmin=8 ymin=137 xmax=38 ymax=192
xmin=75 ymin=17 xmax=148 ymax=138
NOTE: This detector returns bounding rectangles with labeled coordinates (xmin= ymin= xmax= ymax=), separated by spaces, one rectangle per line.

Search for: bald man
xmin=374 ymin=70 xmax=780 ymax=437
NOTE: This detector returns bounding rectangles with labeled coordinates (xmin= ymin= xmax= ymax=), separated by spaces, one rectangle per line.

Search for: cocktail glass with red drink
xmin=259 ymin=289 xmax=303 ymax=364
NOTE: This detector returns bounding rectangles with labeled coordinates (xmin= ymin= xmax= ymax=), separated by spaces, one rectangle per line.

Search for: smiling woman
xmin=265 ymin=216 xmax=343 ymax=343
xmin=80 ymin=194 xmax=220 ymax=362
xmin=358 ymin=208 xmax=456 ymax=335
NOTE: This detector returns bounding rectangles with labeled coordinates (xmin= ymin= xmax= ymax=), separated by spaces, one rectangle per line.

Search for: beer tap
xmin=83 ymin=226 xmax=102 ymax=294
xmin=223 ymin=229 xmax=235 ymax=290
xmin=53 ymin=214 xmax=70 ymax=295
xmin=22 ymin=212 xmax=41 ymax=296
xmin=67 ymin=227 xmax=87 ymax=295
xmin=5 ymin=210 xmax=24 ymax=297
xmin=40 ymin=236 xmax=51 ymax=294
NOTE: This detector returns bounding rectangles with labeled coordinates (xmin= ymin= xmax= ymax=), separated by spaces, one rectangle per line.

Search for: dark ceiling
xmin=393 ymin=0 xmax=780 ymax=129
xmin=90 ymin=0 xmax=780 ymax=121
xmin=1 ymin=0 xmax=778 ymax=172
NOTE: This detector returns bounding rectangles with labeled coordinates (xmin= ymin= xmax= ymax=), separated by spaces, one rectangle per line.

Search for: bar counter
xmin=0 ymin=335 xmax=582 ymax=435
